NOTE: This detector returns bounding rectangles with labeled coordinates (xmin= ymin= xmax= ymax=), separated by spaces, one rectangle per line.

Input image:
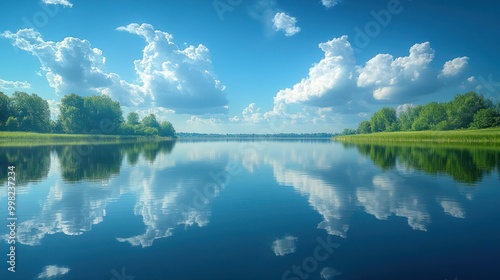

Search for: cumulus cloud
xmin=271 ymin=35 xmax=356 ymax=111
xmin=37 ymin=265 xmax=70 ymax=279
xmin=321 ymin=0 xmax=342 ymax=8
xmin=42 ymin=0 xmax=73 ymax=7
xmin=1 ymin=28 xmax=142 ymax=105
xmin=440 ymin=57 xmax=469 ymax=78
xmin=0 ymin=78 xmax=31 ymax=90
xmin=186 ymin=116 xmax=220 ymax=126
xmin=2 ymin=24 xmax=229 ymax=115
xmin=272 ymin=12 xmax=301 ymax=36
xmin=117 ymin=23 xmax=229 ymax=114
xmin=272 ymin=235 xmax=298 ymax=256
xmin=357 ymin=42 xmax=440 ymax=101
xmin=263 ymin=37 xmax=471 ymax=123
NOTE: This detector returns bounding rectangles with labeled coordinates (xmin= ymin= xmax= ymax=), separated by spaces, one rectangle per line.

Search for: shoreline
xmin=333 ymin=128 xmax=500 ymax=144
xmin=0 ymin=132 xmax=175 ymax=147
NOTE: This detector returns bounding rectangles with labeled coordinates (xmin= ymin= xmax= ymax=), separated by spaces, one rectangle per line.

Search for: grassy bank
xmin=0 ymin=131 xmax=171 ymax=146
xmin=333 ymin=128 xmax=500 ymax=143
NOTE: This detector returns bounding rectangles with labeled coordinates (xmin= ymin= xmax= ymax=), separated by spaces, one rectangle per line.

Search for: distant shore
xmin=333 ymin=128 xmax=500 ymax=143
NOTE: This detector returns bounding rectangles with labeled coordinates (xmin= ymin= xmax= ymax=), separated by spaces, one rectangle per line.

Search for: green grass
xmin=333 ymin=127 xmax=500 ymax=144
xmin=0 ymin=131 xmax=165 ymax=146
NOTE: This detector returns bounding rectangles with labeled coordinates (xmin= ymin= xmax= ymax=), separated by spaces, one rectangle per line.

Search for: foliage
xmin=0 ymin=91 xmax=176 ymax=137
xmin=370 ymin=107 xmax=397 ymax=132
xmin=357 ymin=121 xmax=371 ymax=134
xmin=470 ymin=108 xmax=500 ymax=129
xmin=10 ymin=91 xmax=51 ymax=132
xmin=0 ymin=92 xmax=11 ymax=128
xmin=352 ymin=92 xmax=500 ymax=134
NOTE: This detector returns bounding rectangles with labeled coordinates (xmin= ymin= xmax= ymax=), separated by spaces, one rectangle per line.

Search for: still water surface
xmin=1 ymin=140 xmax=499 ymax=280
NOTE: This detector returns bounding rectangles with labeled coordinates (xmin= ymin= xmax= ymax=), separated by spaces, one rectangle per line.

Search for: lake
xmin=1 ymin=140 xmax=500 ymax=280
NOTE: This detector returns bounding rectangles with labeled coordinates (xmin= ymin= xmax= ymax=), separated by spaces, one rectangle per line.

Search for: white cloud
xmin=0 ymin=78 xmax=31 ymax=90
xmin=271 ymin=35 xmax=356 ymax=110
xmin=321 ymin=0 xmax=342 ymax=8
xmin=440 ymin=56 xmax=469 ymax=78
xmin=37 ymin=265 xmax=70 ymax=279
xmin=242 ymin=103 xmax=265 ymax=123
xmin=357 ymin=42 xmax=438 ymax=101
xmin=117 ymin=23 xmax=229 ymax=114
xmin=187 ymin=116 xmax=220 ymax=126
xmin=2 ymin=24 xmax=229 ymax=115
xmin=42 ymin=0 xmax=73 ymax=7
xmin=272 ymin=12 xmax=301 ymax=36
xmin=263 ymin=37 xmax=471 ymax=127
xmin=272 ymin=235 xmax=298 ymax=256
xmin=1 ymin=28 xmax=142 ymax=105
xmin=47 ymin=99 xmax=61 ymax=120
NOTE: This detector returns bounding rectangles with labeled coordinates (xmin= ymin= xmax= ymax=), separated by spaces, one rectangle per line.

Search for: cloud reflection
xmin=272 ymin=235 xmax=298 ymax=256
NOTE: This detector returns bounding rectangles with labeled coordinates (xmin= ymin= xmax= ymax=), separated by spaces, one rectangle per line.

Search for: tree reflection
xmin=0 ymin=146 xmax=51 ymax=186
xmin=55 ymin=140 xmax=176 ymax=182
xmin=350 ymin=143 xmax=500 ymax=183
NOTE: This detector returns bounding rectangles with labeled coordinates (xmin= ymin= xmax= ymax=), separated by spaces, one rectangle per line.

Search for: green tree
xmin=446 ymin=92 xmax=492 ymax=129
xmin=0 ymin=92 xmax=11 ymax=129
xmin=10 ymin=91 xmax=51 ymax=132
xmin=59 ymin=93 xmax=87 ymax=133
xmin=470 ymin=108 xmax=500 ymax=129
xmin=398 ymin=105 xmax=423 ymax=131
xmin=370 ymin=107 xmax=397 ymax=132
xmin=59 ymin=94 xmax=123 ymax=134
xmin=5 ymin=117 xmax=19 ymax=131
xmin=142 ymin=113 xmax=159 ymax=129
xmin=412 ymin=102 xmax=447 ymax=131
xmin=357 ymin=121 xmax=371 ymax=134
xmin=84 ymin=95 xmax=123 ymax=134
xmin=126 ymin=112 xmax=140 ymax=125
xmin=159 ymin=121 xmax=175 ymax=137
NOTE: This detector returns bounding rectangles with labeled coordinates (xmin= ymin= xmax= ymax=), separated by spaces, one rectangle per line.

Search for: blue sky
xmin=1 ymin=0 xmax=499 ymax=133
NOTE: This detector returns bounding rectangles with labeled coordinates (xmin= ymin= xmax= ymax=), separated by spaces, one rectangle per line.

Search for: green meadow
xmin=0 ymin=131 xmax=166 ymax=147
xmin=333 ymin=127 xmax=500 ymax=144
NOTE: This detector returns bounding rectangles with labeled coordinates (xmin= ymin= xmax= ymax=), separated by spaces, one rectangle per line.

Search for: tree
xmin=59 ymin=94 xmax=123 ymax=134
xmin=398 ymin=105 xmax=422 ymax=131
xmin=357 ymin=121 xmax=371 ymax=134
xmin=5 ymin=117 xmax=19 ymax=131
xmin=126 ymin=112 xmax=140 ymax=125
xmin=59 ymin=93 xmax=87 ymax=133
xmin=411 ymin=102 xmax=447 ymax=131
xmin=10 ymin=91 xmax=51 ymax=132
xmin=370 ymin=107 xmax=397 ymax=132
xmin=470 ymin=108 xmax=500 ymax=129
xmin=159 ymin=121 xmax=175 ymax=137
xmin=342 ymin=128 xmax=357 ymax=135
xmin=83 ymin=95 xmax=123 ymax=134
xmin=142 ymin=113 xmax=159 ymax=129
xmin=0 ymin=92 xmax=11 ymax=128
xmin=446 ymin=92 xmax=492 ymax=129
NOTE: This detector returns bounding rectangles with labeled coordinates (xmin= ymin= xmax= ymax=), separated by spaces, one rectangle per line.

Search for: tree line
xmin=343 ymin=92 xmax=500 ymax=135
xmin=0 ymin=91 xmax=175 ymax=137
